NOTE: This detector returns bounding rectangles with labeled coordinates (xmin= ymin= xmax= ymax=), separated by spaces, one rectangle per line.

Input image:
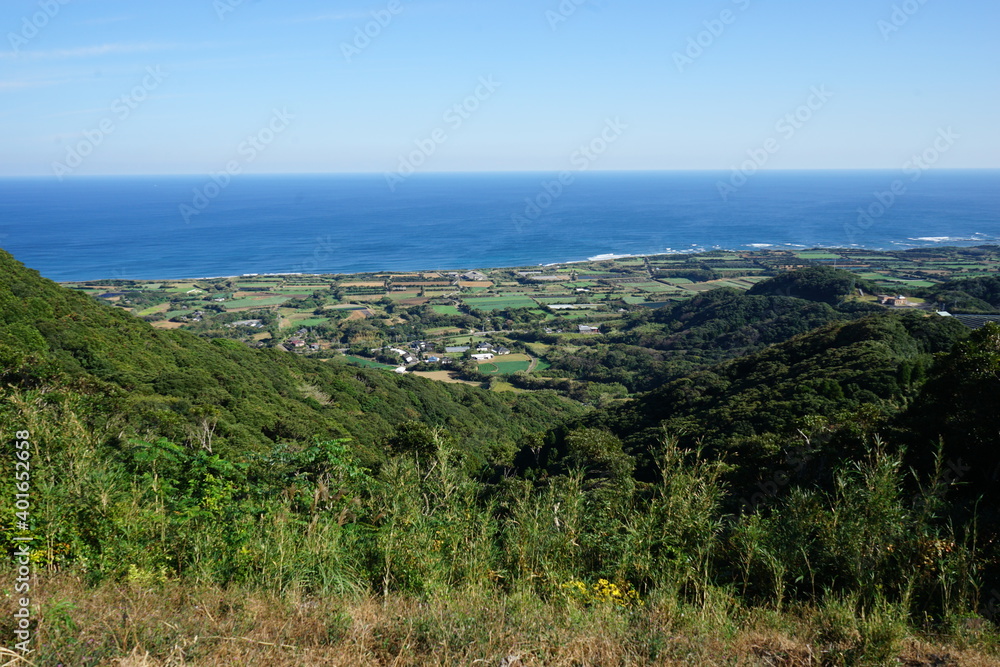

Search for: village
xmin=68 ymin=245 xmax=1000 ymax=389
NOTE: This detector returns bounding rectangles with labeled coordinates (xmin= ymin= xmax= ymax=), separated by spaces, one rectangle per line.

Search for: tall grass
xmin=2 ymin=389 xmax=998 ymax=664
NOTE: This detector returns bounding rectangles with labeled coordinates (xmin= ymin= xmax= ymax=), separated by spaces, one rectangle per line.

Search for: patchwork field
xmin=464 ymin=296 xmax=538 ymax=311
xmin=68 ymin=246 xmax=1000 ymax=385
xmin=224 ymin=296 xmax=293 ymax=309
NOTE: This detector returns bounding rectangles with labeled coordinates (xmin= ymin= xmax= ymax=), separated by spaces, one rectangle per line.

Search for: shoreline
xmin=55 ymin=241 xmax=1000 ymax=284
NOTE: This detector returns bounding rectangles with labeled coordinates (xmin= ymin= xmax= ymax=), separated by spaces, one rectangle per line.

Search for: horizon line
xmin=1 ymin=167 xmax=999 ymax=179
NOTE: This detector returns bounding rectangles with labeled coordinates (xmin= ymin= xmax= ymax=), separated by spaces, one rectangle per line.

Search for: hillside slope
xmin=0 ymin=250 xmax=582 ymax=463
xmin=519 ymin=311 xmax=971 ymax=498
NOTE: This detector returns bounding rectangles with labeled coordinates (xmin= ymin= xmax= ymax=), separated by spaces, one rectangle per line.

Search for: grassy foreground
xmin=3 ymin=575 xmax=999 ymax=666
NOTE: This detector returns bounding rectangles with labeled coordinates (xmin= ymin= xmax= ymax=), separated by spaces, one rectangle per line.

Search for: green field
xmin=794 ymin=251 xmax=844 ymax=259
xmin=272 ymin=286 xmax=320 ymax=293
xmin=224 ymin=296 xmax=292 ymax=309
xmin=478 ymin=360 xmax=531 ymax=374
xmin=342 ymin=356 xmax=396 ymax=369
xmin=876 ymin=279 xmax=937 ymax=288
xmin=137 ymin=304 xmax=170 ymax=316
xmin=294 ymin=317 xmax=329 ymax=327
xmin=431 ymin=305 xmax=462 ymax=315
xmin=631 ymin=282 xmax=678 ymax=293
xmin=463 ymin=296 xmax=537 ymax=311
xmin=161 ymin=310 xmax=193 ymax=319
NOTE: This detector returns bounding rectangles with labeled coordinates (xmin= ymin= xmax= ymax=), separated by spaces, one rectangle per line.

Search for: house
xmin=309 ymin=344 xmax=320 ymax=351
xmin=402 ymin=354 xmax=417 ymax=364
xmin=440 ymin=357 xmax=454 ymax=365
xmin=496 ymin=347 xmax=511 ymax=355
xmin=476 ymin=342 xmax=493 ymax=352
xmin=463 ymin=271 xmax=488 ymax=282
xmin=288 ymin=338 xmax=306 ymax=348
xmin=426 ymin=356 xmax=441 ymax=363
xmin=578 ymin=325 xmax=600 ymax=334
xmin=879 ymin=295 xmax=908 ymax=307
xmin=393 ymin=366 xmax=408 ymax=374
xmin=471 ymin=353 xmax=495 ymax=361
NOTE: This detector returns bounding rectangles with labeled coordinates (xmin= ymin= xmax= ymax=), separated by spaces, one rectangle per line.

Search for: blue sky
xmin=1 ymin=0 xmax=998 ymax=176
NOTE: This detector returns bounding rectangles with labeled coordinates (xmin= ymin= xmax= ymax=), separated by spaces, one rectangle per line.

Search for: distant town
xmin=67 ymin=245 xmax=1000 ymax=390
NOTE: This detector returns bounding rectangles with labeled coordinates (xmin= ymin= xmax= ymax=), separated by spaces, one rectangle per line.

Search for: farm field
xmin=66 ymin=245 xmax=1000 ymax=384
xmin=463 ymin=296 xmax=537 ymax=311
xmin=291 ymin=317 xmax=329 ymax=327
xmin=794 ymin=251 xmax=843 ymax=259
xmin=409 ymin=371 xmax=479 ymax=385
xmin=476 ymin=353 xmax=532 ymax=375
xmin=224 ymin=296 xmax=292 ymax=309
xmin=342 ymin=356 xmax=396 ymax=370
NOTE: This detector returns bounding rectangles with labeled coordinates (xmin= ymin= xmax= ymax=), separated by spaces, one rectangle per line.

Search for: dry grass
xmin=410 ymin=371 xmax=481 ymax=385
xmin=2 ymin=576 xmax=998 ymax=666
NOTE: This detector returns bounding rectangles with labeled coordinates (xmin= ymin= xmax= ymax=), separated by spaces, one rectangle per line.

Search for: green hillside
xmin=0 ymin=250 xmax=582 ymax=465
xmin=531 ymin=282 xmax=880 ymax=392
xmin=2 ymin=250 xmax=999 ymax=664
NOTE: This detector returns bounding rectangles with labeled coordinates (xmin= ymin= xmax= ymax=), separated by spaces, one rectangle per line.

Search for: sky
xmin=1 ymin=0 xmax=998 ymax=177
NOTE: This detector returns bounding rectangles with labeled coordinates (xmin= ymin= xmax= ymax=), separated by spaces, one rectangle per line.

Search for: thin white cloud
xmin=82 ymin=16 xmax=132 ymax=26
xmin=42 ymin=107 xmax=113 ymax=119
xmin=284 ymin=12 xmax=371 ymax=24
xmin=0 ymin=79 xmax=73 ymax=92
xmin=0 ymin=41 xmax=216 ymax=61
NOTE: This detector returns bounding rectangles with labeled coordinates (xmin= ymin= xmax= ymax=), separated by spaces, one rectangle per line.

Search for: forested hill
xmin=535 ymin=267 xmax=884 ymax=392
xmin=519 ymin=310 xmax=974 ymax=497
xmin=0 ymin=250 xmax=582 ymax=464
xmin=608 ymin=311 xmax=968 ymax=451
xmin=4 ymin=250 xmax=1000 ymax=662
xmin=921 ymin=275 xmax=1000 ymax=313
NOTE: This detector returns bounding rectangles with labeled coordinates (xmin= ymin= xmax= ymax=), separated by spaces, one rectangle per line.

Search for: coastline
xmin=54 ymin=239 xmax=1000 ymax=284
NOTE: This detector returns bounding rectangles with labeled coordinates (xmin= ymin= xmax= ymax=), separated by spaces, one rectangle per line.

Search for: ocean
xmin=1 ymin=170 xmax=998 ymax=282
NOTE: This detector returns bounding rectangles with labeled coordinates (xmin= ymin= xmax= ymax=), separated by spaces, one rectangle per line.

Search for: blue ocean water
xmin=0 ymin=171 xmax=998 ymax=282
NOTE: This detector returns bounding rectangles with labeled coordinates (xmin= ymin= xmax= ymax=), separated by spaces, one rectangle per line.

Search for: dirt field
xmin=346 ymin=309 xmax=371 ymax=321
xmin=410 ymin=371 xmax=481 ymax=385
